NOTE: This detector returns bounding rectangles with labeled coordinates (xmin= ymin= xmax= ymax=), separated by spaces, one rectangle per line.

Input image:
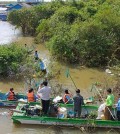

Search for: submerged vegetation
xmin=8 ymin=0 xmax=120 ymax=67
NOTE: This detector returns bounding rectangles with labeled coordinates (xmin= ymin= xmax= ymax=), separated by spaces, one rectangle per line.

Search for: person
xmin=6 ymin=88 xmax=16 ymax=101
xmin=27 ymin=88 xmax=36 ymax=102
xmin=39 ymin=59 xmax=46 ymax=72
xmin=34 ymin=50 xmax=39 ymax=60
xmin=73 ymin=89 xmax=84 ymax=118
xmin=116 ymin=93 xmax=120 ymax=121
xmin=63 ymin=89 xmax=72 ymax=104
xmin=104 ymin=88 xmax=114 ymax=120
xmin=37 ymin=81 xmax=51 ymax=115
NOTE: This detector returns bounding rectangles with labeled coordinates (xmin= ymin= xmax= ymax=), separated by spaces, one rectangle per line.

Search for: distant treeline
xmin=8 ymin=0 xmax=120 ymax=67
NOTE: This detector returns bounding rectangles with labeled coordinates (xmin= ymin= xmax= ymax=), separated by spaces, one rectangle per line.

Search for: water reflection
xmin=0 ymin=21 xmax=21 ymax=45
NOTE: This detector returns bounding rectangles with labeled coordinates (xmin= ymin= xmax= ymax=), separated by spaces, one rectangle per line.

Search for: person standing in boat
xmin=27 ymin=88 xmax=36 ymax=102
xmin=6 ymin=88 xmax=16 ymax=101
xmin=73 ymin=89 xmax=84 ymax=118
xmin=116 ymin=93 xmax=120 ymax=121
xmin=37 ymin=81 xmax=51 ymax=115
xmin=104 ymin=88 xmax=114 ymax=120
xmin=63 ymin=89 xmax=72 ymax=104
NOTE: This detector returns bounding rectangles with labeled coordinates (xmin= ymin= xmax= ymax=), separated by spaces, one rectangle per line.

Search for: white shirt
xmin=37 ymin=86 xmax=51 ymax=100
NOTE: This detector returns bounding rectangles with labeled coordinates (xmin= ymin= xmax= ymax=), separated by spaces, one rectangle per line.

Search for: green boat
xmin=12 ymin=102 xmax=120 ymax=128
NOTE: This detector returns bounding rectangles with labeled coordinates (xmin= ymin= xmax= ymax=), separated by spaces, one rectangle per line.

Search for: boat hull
xmin=12 ymin=116 xmax=120 ymax=128
xmin=12 ymin=103 xmax=120 ymax=129
xmin=0 ymin=92 xmax=27 ymax=108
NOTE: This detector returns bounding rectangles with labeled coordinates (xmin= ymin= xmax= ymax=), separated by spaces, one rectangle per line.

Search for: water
xmin=0 ymin=21 xmax=118 ymax=134
xmin=0 ymin=109 xmax=119 ymax=134
xmin=0 ymin=108 xmax=119 ymax=134
xmin=0 ymin=21 xmax=21 ymax=45
xmin=0 ymin=22 xmax=114 ymax=96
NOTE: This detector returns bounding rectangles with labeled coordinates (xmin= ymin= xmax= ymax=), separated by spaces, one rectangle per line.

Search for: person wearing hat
xmin=73 ymin=89 xmax=84 ymax=118
xmin=116 ymin=93 xmax=120 ymax=121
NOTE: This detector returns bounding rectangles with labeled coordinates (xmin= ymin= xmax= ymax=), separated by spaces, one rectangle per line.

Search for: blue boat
xmin=0 ymin=92 xmax=27 ymax=108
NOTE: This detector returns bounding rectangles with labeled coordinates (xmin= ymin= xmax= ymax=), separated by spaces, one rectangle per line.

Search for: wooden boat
xmin=12 ymin=103 xmax=120 ymax=128
xmin=0 ymin=92 xmax=27 ymax=108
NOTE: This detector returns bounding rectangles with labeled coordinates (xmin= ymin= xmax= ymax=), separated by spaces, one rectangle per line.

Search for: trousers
xmin=117 ymin=111 xmax=120 ymax=121
xmin=41 ymin=99 xmax=50 ymax=115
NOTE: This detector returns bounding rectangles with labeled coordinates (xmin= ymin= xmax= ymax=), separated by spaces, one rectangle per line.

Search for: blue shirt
xmin=39 ymin=61 xmax=45 ymax=70
xmin=117 ymin=98 xmax=120 ymax=111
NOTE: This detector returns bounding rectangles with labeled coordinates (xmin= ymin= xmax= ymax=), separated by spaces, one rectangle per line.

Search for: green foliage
xmin=49 ymin=6 xmax=79 ymax=24
xmin=0 ymin=44 xmax=44 ymax=79
xmin=0 ymin=44 xmax=27 ymax=76
xmin=8 ymin=8 xmax=39 ymax=35
xmin=35 ymin=19 xmax=50 ymax=43
xmin=8 ymin=0 xmax=120 ymax=67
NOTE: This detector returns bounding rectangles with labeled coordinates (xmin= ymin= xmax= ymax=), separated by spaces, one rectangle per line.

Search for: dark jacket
xmin=73 ymin=93 xmax=84 ymax=110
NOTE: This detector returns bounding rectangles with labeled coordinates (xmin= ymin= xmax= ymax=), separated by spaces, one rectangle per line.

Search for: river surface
xmin=0 ymin=21 xmax=118 ymax=134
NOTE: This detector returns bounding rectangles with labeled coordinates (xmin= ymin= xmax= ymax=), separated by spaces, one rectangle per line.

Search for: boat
xmin=0 ymin=92 xmax=27 ymax=108
xmin=0 ymin=90 xmax=93 ymax=108
xmin=12 ymin=102 xmax=120 ymax=128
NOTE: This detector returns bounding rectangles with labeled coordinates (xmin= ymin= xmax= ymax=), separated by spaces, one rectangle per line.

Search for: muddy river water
xmin=0 ymin=21 xmax=119 ymax=134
